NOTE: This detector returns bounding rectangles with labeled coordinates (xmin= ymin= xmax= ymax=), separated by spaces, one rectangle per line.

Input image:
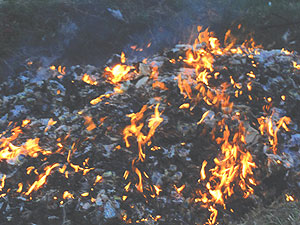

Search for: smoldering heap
xmin=0 ymin=27 xmax=299 ymax=225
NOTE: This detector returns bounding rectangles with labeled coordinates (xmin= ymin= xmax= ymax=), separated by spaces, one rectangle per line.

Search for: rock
xmin=104 ymin=201 xmax=117 ymax=219
xmin=135 ymin=76 xmax=149 ymax=89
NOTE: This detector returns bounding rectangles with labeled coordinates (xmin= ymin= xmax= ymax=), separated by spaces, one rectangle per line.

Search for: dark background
xmin=0 ymin=0 xmax=299 ymax=80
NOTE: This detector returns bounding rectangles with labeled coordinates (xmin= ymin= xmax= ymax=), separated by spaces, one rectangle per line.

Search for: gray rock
xmin=104 ymin=201 xmax=116 ymax=219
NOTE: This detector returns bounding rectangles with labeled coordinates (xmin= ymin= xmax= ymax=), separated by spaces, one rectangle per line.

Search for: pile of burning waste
xmin=0 ymin=27 xmax=299 ymax=225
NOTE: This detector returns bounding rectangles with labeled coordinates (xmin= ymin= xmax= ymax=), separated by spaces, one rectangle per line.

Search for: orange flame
xmin=63 ymin=191 xmax=74 ymax=199
xmin=257 ymin=115 xmax=291 ymax=153
xmin=25 ymin=163 xmax=60 ymax=195
xmin=0 ymin=126 xmax=52 ymax=162
xmin=82 ymin=73 xmax=98 ymax=85
xmin=104 ymin=52 xmax=132 ymax=84
xmin=84 ymin=116 xmax=97 ymax=131
xmin=174 ymin=184 xmax=185 ymax=194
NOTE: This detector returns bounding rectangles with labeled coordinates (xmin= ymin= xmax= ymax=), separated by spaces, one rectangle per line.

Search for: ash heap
xmin=0 ymin=27 xmax=299 ymax=225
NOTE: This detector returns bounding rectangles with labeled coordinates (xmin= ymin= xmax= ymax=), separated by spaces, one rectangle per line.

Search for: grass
xmin=235 ymin=200 xmax=300 ymax=225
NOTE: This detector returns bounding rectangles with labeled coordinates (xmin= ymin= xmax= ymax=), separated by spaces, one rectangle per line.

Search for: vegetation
xmin=235 ymin=200 xmax=300 ymax=225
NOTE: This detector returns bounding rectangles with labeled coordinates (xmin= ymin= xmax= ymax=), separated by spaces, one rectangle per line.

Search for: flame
xmin=281 ymin=48 xmax=292 ymax=55
xmin=105 ymin=64 xmax=132 ymax=84
xmin=81 ymin=192 xmax=89 ymax=197
xmin=177 ymin=74 xmax=193 ymax=99
xmin=0 ymin=175 xmax=6 ymax=191
xmin=90 ymin=93 xmax=113 ymax=105
xmin=17 ymin=183 xmax=23 ymax=193
xmin=152 ymin=81 xmax=168 ymax=90
xmin=0 ymin=125 xmax=52 ymax=162
xmin=123 ymin=104 xmax=163 ymax=195
xmin=94 ymin=175 xmax=103 ymax=185
xmin=22 ymin=119 xmax=31 ymax=127
xmin=82 ymin=73 xmax=98 ymax=85
xmin=63 ymin=191 xmax=74 ymax=199
xmin=118 ymin=28 xmax=259 ymax=221
xmin=123 ymin=104 xmax=163 ymax=162
xmin=58 ymin=65 xmax=66 ymax=75
xmin=44 ymin=118 xmax=57 ymax=132
xmin=197 ymin=111 xmax=210 ymax=125
xmin=257 ymin=115 xmax=291 ymax=153
xmin=179 ymin=103 xmax=190 ymax=109
xmin=174 ymin=184 xmax=185 ymax=194
xmin=197 ymin=123 xmax=256 ymax=223
xmin=153 ymin=185 xmax=162 ymax=196
xmin=84 ymin=116 xmax=97 ymax=131
xmin=285 ymin=194 xmax=295 ymax=202
xmin=292 ymin=61 xmax=300 ymax=70
xmin=25 ymin=163 xmax=60 ymax=195
xmin=104 ymin=52 xmax=133 ymax=84
xmin=200 ymin=160 xmax=207 ymax=180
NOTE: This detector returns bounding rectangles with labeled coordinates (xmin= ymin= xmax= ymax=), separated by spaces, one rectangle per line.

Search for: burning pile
xmin=0 ymin=26 xmax=299 ymax=224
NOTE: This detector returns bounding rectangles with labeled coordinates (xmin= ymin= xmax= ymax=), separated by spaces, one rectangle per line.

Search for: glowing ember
xmin=84 ymin=116 xmax=97 ymax=131
xmin=63 ymin=191 xmax=74 ymax=199
xmin=292 ymin=61 xmax=300 ymax=70
xmin=104 ymin=52 xmax=133 ymax=84
xmin=25 ymin=163 xmax=60 ymax=195
xmin=22 ymin=119 xmax=31 ymax=127
xmin=285 ymin=194 xmax=295 ymax=202
xmin=82 ymin=73 xmax=98 ymax=85
xmin=94 ymin=175 xmax=103 ymax=185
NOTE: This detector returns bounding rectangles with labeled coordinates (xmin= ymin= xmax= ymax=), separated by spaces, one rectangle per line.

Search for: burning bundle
xmin=0 ymin=26 xmax=299 ymax=225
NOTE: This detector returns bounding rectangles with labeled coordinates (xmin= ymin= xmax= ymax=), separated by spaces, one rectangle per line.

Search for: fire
xmin=104 ymin=52 xmax=133 ymax=84
xmin=152 ymin=81 xmax=168 ymax=90
xmin=17 ymin=183 xmax=23 ymax=193
xmin=292 ymin=61 xmax=300 ymax=70
xmin=172 ymin=27 xmax=261 ymax=223
xmin=123 ymin=104 xmax=163 ymax=195
xmin=197 ymin=123 xmax=256 ymax=223
xmin=257 ymin=115 xmax=291 ymax=153
xmin=25 ymin=163 xmax=60 ymax=195
xmin=0 ymin=175 xmax=6 ymax=191
xmin=84 ymin=116 xmax=97 ymax=131
xmin=0 ymin=125 xmax=52 ymax=162
xmin=0 ymin=23 xmax=296 ymax=225
xmin=81 ymin=192 xmax=89 ymax=197
xmin=44 ymin=118 xmax=57 ymax=132
xmin=105 ymin=64 xmax=131 ymax=83
xmin=94 ymin=175 xmax=103 ymax=185
xmin=82 ymin=73 xmax=98 ymax=85
xmin=58 ymin=65 xmax=66 ymax=75
xmin=174 ymin=184 xmax=185 ymax=194
xmin=90 ymin=93 xmax=113 ymax=105
xmin=285 ymin=194 xmax=295 ymax=202
xmin=63 ymin=191 xmax=74 ymax=199
xmin=153 ymin=185 xmax=162 ymax=196
xmin=179 ymin=103 xmax=190 ymax=109
xmin=123 ymin=104 xmax=163 ymax=162
xmin=22 ymin=119 xmax=31 ymax=127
